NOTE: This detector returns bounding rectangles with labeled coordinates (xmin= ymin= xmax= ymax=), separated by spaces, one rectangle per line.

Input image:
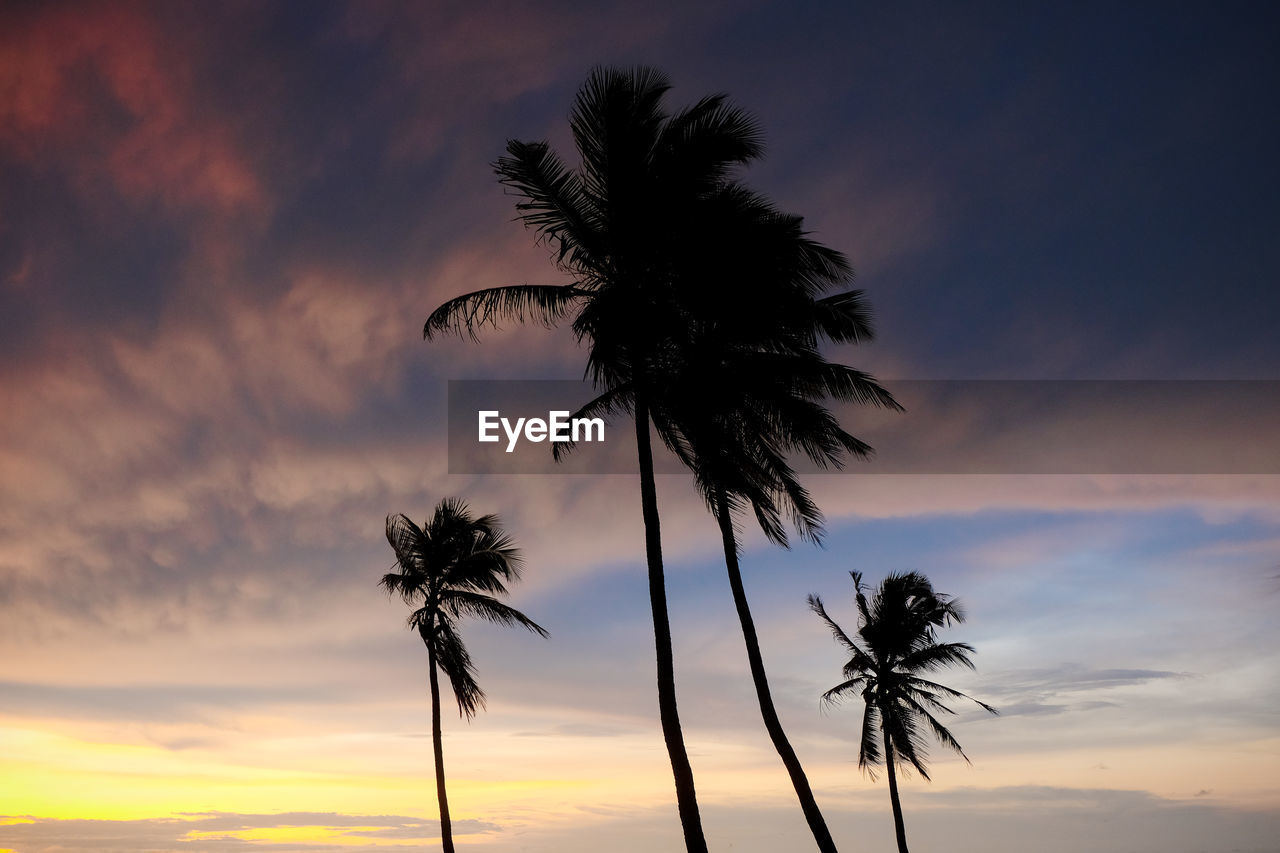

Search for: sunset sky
xmin=1 ymin=2 xmax=1278 ymax=851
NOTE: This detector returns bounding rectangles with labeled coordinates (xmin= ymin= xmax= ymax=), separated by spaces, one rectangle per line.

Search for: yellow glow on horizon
xmin=5 ymin=711 xmax=1278 ymax=844
xmin=0 ymin=723 xmax=427 ymax=820
xmin=0 ymin=720 xmax=678 ymax=827
xmin=182 ymin=825 xmax=442 ymax=847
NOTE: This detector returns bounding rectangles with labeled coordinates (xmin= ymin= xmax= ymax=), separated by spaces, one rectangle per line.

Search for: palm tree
xmin=425 ymin=66 xmax=772 ymax=853
xmin=809 ymin=571 xmax=997 ymax=853
xmin=637 ymin=314 xmax=900 ymax=853
xmin=381 ymin=499 xmax=548 ymax=853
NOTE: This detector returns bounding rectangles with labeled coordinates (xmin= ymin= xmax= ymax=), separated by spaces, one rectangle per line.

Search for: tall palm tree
xmin=617 ymin=291 xmax=899 ymax=852
xmin=614 ymin=152 xmax=903 ymax=850
xmin=425 ymin=66 xmax=772 ymax=853
xmin=381 ymin=499 xmax=547 ymax=853
xmin=809 ymin=572 xmax=997 ymax=853
xmin=672 ymin=357 xmax=897 ymax=853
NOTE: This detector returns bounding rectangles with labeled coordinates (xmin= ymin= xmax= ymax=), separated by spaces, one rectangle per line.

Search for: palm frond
xmin=898 ymin=641 xmax=978 ymax=674
xmin=839 ymin=647 xmax=880 ymax=680
xmin=570 ymin=66 xmax=671 ymax=217
xmin=551 ymin=383 xmax=634 ymax=461
xmin=408 ymin=604 xmax=434 ymax=633
xmin=857 ymin=700 xmax=882 ymax=777
xmin=901 ymin=693 xmax=970 ymax=763
xmin=424 ymin=284 xmax=581 ymax=341
xmin=448 ymin=536 xmax=522 ymax=590
xmin=496 ymin=139 xmax=606 ymax=272
xmin=382 ymin=514 xmax=428 ymax=602
xmin=440 ymin=589 xmax=549 ymax=637
xmin=808 ymin=595 xmax=862 ymax=656
xmin=658 ymin=93 xmax=764 ymax=187
xmin=851 ymin=570 xmax=873 ymax=628
xmin=809 ymin=289 xmax=875 ymax=344
xmin=431 ymin=617 xmax=485 ymax=719
xmin=813 ymin=363 xmax=903 ymax=412
xmin=907 ymin=676 xmax=1000 ymax=716
xmin=820 ymin=676 xmax=868 ymax=707
xmin=882 ymin=702 xmax=931 ymax=780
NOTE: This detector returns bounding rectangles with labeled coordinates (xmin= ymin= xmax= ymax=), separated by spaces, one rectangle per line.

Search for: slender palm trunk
xmin=881 ymin=726 xmax=909 ymax=853
xmin=634 ymin=395 xmax=708 ymax=853
xmin=713 ymin=488 xmax=839 ymax=853
xmin=428 ymin=644 xmax=455 ymax=853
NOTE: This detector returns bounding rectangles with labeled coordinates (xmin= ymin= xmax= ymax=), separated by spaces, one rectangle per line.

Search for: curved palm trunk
xmin=881 ymin=726 xmax=909 ymax=853
xmin=427 ymin=645 xmax=456 ymax=853
xmin=634 ymin=395 xmax=709 ymax=853
xmin=713 ymin=488 xmax=839 ymax=853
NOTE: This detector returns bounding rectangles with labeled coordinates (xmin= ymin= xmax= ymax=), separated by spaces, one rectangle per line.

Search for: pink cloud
xmin=0 ymin=3 xmax=268 ymax=217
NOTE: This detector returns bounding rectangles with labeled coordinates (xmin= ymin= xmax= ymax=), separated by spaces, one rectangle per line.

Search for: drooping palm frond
xmin=432 ymin=615 xmax=485 ymax=719
xmin=808 ymin=594 xmax=864 ymax=657
xmin=440 ymin=589 xmax=549 ymax=637
xmin=908 ymin=676 xmax=1000 ymax=716
xmin=857 ymin=700 xmax=883 ymax=775
xmin=424 ymin=283 xmax=584 ymax=341
xmin=881 ymin=699 xmax=932 ymax=780
xmin=819 ymin=675 xmax=869 ymax=706
xmin=900 ymin=692 xmax=970 ymax=763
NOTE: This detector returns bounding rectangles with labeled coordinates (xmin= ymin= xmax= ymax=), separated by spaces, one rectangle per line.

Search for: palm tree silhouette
xmin=381 ymin=500 xmax=547 ymax=853
xmin=632 ymin=300 xmax=899 ymax=852
xmin=809 ymin=571 xmax=997 ymax=853
xmin=425 ymin=66 xmax=774 ymax=853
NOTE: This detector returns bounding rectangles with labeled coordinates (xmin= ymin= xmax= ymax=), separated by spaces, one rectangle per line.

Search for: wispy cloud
xmin=0 ymin=812 xmax=497 ymax=852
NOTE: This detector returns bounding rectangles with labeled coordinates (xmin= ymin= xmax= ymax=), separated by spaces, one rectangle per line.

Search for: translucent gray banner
xmin=446 ymin=380 xmax=1280 ymax=475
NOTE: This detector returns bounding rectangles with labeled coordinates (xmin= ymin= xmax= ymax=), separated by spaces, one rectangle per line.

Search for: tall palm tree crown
xmin=426 ymin=67 xmax=769 ymax=388
xmin=810 ymin=571 xmax=997 ymax=853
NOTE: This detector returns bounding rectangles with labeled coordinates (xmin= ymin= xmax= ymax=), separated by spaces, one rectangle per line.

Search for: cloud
xmin=807 ymin=472 xmax=1280 ymax=527
xmin=0 ymin=680 xmax=355 ymax=724
xmin=0 ymin=812 xmax=498 ymax=853
xmin=4 ymin=788 xmax=1275 ymax=853
xmin=986 ymin=664 xmax=1188 ymax=698
xmin=514 ymin=722 xmax=642 ymax=739
xmin=991 ymin=701 xmax=1070 ymax=717
xmin=954 ymin=665 xmax=1189 ymax=727
xmin=0 ymin=4 xmax=264 ymax=216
